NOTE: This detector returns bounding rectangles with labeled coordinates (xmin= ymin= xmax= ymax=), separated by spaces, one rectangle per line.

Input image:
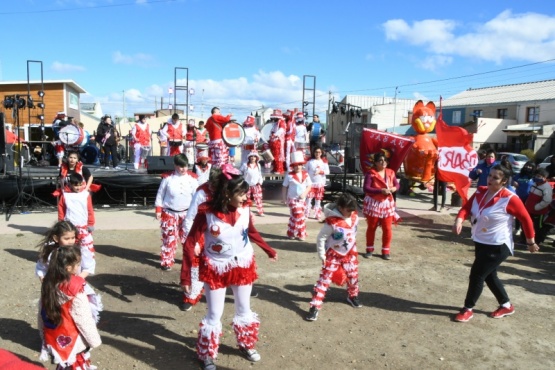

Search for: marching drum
xmin=260 ymin=123 xmax=273 ymax=143
xmin=169 ymin=140 xmax=183 ymax=147
xmin=294 ymin=142 xmax=310 ymax=150
xmin=196 ymin=143 xmax=209 ymax=150
xmin=222 ymin=121 xmax=245 ymax=147
xmin=140 ymin=146 xmax=151 ymax=159
xmin=261 ymin=149 xmax=274 ymax=162
xmin=59 ymin=125 xmax=84 ymax=146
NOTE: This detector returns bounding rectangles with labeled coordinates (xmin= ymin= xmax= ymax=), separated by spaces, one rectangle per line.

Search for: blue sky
xmin=2 ymin=0 xmax=555 ymax=119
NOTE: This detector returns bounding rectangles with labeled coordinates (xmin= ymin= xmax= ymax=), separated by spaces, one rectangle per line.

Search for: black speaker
xmin=346 ymin=157 xmax=362 ymax=173
xmin=146 ymin=156 xmax=174 ymax=174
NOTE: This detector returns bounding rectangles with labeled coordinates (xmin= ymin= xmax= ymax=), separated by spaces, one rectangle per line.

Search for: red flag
xmin=360 ymin=128 xmax=414 ymax=174
xmin=435 ymin=114 xmax=477 ymax=204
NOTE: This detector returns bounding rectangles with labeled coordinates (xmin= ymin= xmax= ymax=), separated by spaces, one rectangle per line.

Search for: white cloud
xmin=51 ymin=61 xmax=86 ymax=73
xmin=85 ymin=70 xmax=331 ymax=118
xmin=112 ymin=51 xmax=155 ymax=66
xmin=383 ymin=10 xmax=555 ymax=64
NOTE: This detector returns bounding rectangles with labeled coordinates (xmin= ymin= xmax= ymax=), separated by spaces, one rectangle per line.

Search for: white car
xmin=497 ymin=152 xmax=529 ymax=173
xmin=538 ymin=155 xmax=553 ymax=169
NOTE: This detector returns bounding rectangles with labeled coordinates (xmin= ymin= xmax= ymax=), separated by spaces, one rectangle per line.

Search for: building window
xmin=472 ymin=110 xmax=483 ymax=117
xmin=452 ymin=111 xmax=461 ymax=124
xmin=526 ymin=106 xmax=539 ymax=122
xmin=497 ymin=109 xmax=508 ymax=119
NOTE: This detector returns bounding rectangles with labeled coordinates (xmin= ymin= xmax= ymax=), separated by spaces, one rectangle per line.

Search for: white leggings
xmin=204 ymin=283 xmax=253 ymax=326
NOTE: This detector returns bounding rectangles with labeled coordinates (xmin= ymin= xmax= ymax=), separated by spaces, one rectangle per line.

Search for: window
xmin=526 ymin=107 xmax=539 ymax=122
xmin=452 ymin=111 xmax=461 ymax=124
xmin=497 ymin=109 xmax=508 ymax=119
xmin=472 ymin=110 xmax=483 ymax=117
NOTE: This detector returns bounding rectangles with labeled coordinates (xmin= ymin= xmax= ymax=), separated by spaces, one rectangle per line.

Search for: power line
xmin=0 ymin=0 xmax=177 ymax=15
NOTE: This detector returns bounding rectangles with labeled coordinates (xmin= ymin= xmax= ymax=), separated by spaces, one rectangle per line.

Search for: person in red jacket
xmin=58 ymin=173 xmax=96 ymax=278
xmin=452 ymin=164 xmax=539 ymax=323
xmin=181 ymin=165 xmax=277 ymax=369
xmin=205 ymin=107 xmax=232 ymax=168
xmin=131 ymin=114 xmax=152 ymax=169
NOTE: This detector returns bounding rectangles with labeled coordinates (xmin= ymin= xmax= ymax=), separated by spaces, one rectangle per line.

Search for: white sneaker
xmin=240 ymin=347 xmax=261 ymax=362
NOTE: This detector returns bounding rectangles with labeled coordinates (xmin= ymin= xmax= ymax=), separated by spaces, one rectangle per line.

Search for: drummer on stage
xmin=159 ymin=113 xmax=186 ymax=156
xmin=184 ymin=119 xmax=199 ymax=165
xmin=284 ymin=110 xmax=296 ymax=169
xmin=131 ymin=115 xmax=152 ymax=170
xmin=205 ymin=106 xmax=232 ymax=168
xmin=269 ymin=109 xmax=286 ymax=174
xmin=241 ymin=115 xmax=260 ymax=165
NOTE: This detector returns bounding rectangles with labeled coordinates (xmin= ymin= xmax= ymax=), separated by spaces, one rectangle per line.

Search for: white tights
xmin=204 ymin=283 xmax=253 ymax=326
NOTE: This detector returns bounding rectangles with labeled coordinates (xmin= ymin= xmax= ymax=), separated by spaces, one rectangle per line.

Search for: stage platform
xmin=0 ymin=163 xmax=364 ymax=217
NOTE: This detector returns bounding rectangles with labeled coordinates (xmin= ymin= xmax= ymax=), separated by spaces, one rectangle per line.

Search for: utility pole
xmin=392 ymin=86 xmax=399 ymax=132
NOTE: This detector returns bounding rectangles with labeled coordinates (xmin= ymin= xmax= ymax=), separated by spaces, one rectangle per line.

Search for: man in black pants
xmin=96 ymin=115 xmax=121 ymax=169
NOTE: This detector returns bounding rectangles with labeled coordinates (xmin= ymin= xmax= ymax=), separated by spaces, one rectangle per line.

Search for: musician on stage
xmin=197 ymin=120 xmax=209 ymax=143
xmin=307 ymin=114 xmax=326 ymax=154
xmin=159 ymin=113 xmax=186 ymax=157
xmin=241 ymin=115 xmax=260 ymax=165
xmin=183 ymin=119 xmax=201 ymax=166
xmin=205 ymin=106 xmax=232 ymax=168
xmin=269 ymin=109 xmax=286 ymax=174
xmin=131 ymin=115 xmax=152 ymax=170
xmin=284 ymin=110 xmax=296 ymax=169
xmin=52 ymin=111 xmax=68 ymax=140
xmin=96 ymin=115 xmax=122 ymax=170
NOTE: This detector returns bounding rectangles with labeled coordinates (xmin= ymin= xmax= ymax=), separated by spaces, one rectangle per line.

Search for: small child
xmin=155 ymin=153 xmax=198 ymax=270
xmin=240 ymin=151 xmax=265 ymax=216
xmin=38 ymin=245 xmax=101 ymax=368
xmin=36 ymin=221 xmax=80 ymax=281
xmin=305 ymin=193 xmax=361 ymax=321
xmin=525 ymin=168 xmax=553 ymax=244
xmin=282 ymin=151 xmax=312 ymax=240
xmin=193 ymin=147 xmax=212 ymax=186
xmin=52 ymin=139 xmax=65 ymax=168
xmin=58 ymin=173 xmax=96 ymax=278
xmin=305 ymin=146 xmax=330 ymax=220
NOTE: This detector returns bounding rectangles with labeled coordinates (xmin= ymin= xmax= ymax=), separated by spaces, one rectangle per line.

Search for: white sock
xmin=502 ymin=302 xmax=511 ymax=308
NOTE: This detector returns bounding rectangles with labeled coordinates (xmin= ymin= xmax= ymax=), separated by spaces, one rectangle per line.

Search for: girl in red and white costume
xmin=363 ymin=152 xmax=399 ymax=260
xmin=305 ymin=146 xmax=330 ymax=220
xmin=205 ymin=107 xmax=232 ymax=168
xmin=38 ymin=245 xmax=101 ymax=369
xmin=240 ymin=152 xmax=264 ymax=216
xmin=155 ymin=154 xmax=198 ymax=270
xmin=159 ymin=113 xmax=185 ymax=156
xmin=131 ymin=115 xmax=151 ymax=169
xmin=269 ymin=109 xmax=286 ymax=174
xmin=241 ymin=115 xmax=260 ymax=165
xmin=58 ymin=174 xmax=96 ymax=279
xmin=282 ymin=151 xmax=312 ymax=240
xmin=59 ymin=151 xmax=98 ymax=192
xmin=181 ymin=165 xmax=277 ymax=370
xmin=306 ymin=193 xmax=361 ymax=321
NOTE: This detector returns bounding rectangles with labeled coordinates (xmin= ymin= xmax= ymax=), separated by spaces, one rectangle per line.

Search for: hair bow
xmin=221 ymin=163 xmax=241 ymax=180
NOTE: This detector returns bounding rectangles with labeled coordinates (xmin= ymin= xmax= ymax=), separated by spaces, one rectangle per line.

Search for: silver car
xmin=497 ymin=152 xmax=529 ymax=173
xmin=538 ymin=155 xmax=553 ymax=169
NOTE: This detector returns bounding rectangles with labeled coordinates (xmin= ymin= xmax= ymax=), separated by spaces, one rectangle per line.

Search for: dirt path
xmin=1 ymin=202 xmax=554 ymax=369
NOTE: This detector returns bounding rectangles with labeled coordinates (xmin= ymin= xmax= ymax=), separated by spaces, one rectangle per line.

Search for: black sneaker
xmin=347 ymin=296 xmax=362 ymax=308
xmin=180 ymin=302 xmax=193 ymax=311
xmin=161 ymin=265 xmax=171 ymax=271
xmin=201 ymin=357 xmax=216 ymax=370
xmin=305 ymin=306 xmax=319 ymax=321
xmin=363 ymin=252 xmax=373 ymax=259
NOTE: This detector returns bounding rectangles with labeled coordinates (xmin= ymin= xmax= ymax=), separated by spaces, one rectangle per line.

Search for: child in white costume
xmin=181 ymin=165 xmax=277 ymax=370
xmin=282 ymin=151 xmax=312 ymax=240
xmin=306 ymin=193 xmax=361 ymax=321
xmin=305 ymin=146 xmax=330 ymax=220
xmin=240 ymin=151 xmax=264 ymax=216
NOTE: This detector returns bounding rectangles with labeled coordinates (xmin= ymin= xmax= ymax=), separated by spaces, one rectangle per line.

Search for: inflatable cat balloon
xmin=403 ymin=100 xmax=438 ymax=182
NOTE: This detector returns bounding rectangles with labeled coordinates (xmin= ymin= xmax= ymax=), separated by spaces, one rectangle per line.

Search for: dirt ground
xmin=1 ymin=197 xmax=554 ymax=370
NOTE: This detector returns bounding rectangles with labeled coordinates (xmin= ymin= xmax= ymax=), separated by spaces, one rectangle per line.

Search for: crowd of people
xmin=9 ymin=110 xmax=553 ymax=370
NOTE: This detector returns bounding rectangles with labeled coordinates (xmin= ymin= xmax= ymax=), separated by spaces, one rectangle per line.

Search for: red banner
xmin=435 ymin=114 xmax=477 ymax=204
xmin=360 ymin=128 xmax=414 ymax=174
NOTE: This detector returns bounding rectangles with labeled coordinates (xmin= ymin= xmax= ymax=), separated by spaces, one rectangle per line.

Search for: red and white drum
xmin=59 ymin=125 xmax=84 ymax=146
xmin=222 ymin=122 xmax=245 ymax=147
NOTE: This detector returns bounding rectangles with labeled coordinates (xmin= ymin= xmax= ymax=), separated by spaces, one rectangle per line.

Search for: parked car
xmin=538 ymin=155 xmax=553 ymax=169
xmin=497 ymin=152 xmax=529 ymax=173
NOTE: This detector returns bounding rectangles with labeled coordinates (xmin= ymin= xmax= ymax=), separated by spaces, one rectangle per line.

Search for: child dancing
xmin=181 ymin=164 xmax=277 ymax=370
xmin=240 ymin=151 xmax=265 ymax=216
xmin=282 ymin=151 xmax=312 ymax=240
xmin=306 ymin=193 xmax=361 ymax=321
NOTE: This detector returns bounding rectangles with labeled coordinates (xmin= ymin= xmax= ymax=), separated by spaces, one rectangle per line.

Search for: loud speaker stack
xmin=146 ymin=156 xmax=174 ymax=174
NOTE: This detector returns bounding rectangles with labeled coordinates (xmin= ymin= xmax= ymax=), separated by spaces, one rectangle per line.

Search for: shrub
xmin=520 ymin=149 xmax=535 ymax=161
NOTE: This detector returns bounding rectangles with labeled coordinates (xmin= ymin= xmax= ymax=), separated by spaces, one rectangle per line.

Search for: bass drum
xmin=59 ymin=125 xmax=84 ymax=146
xmin=260 ymin=123 xmax=273 ymax=143
xmin=222 ymin=121 xmax=245 ymax=147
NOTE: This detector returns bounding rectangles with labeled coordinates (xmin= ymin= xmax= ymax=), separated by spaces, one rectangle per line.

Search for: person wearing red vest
xmin=362 ymin=152 xmax=400 ymax=260
xmin=269 ymin=109 xmax=286 ymax=174
xmin=159 ymin=113 xmax=185 ymax=156
xmin=306 ymin=193 xmax=361 ymax=321
xmin=131 ymin=115 xmax=152 ymax=169
xmin=205 ymin=107 xmax=232 ymax=168
xmin=524 ymin=168 xmax=553 ymax=245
